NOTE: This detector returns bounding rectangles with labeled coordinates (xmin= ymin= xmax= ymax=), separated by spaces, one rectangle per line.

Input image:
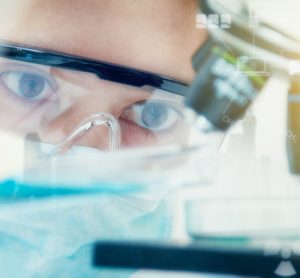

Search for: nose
xmin=40 ymin=69 xmax=149 ymax=152
xmin=52 ymin=112 xmax=121 ymax=156
xmin=42 ymin=89 xmax=125 ymax=153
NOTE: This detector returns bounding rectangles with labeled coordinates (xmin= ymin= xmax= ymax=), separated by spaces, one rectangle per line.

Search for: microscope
xmin=93 ymin=0 xmax=300 ymax=276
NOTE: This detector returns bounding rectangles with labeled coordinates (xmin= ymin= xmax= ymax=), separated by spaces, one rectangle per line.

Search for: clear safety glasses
xmin=0 ymin=41 xmax=191 ymax=155
xmin=0 ymin=41 xmax=217 ymax=192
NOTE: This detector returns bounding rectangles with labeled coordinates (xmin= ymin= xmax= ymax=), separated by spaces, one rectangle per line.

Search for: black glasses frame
xmin=0 ymin=40 xmax=188 ymax=96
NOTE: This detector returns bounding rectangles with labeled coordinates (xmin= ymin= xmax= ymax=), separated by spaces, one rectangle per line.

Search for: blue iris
xmin=19 ymin=73 xmax=45 ymax=99
xmin=141 ymin=102 xmax=168 ymax=129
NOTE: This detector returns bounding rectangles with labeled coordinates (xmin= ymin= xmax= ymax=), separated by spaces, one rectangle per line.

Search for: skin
xmin=0 ymin=0 xmax=206 ymax=150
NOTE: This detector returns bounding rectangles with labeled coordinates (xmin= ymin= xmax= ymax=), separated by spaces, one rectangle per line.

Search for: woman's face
xmin=0 ymin=0 xmax=206 ymax=150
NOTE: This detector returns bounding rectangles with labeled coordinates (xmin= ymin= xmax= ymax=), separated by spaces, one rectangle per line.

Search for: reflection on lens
xmin=122 ymin=100 xmax=180 ymax=132
xmin=3 ymin=72 xmax=46 ymax=99
xmin=0 ymin=58 xmax=190 ymax=151
xmin=141 ymin=102 xmax=169 ymax=130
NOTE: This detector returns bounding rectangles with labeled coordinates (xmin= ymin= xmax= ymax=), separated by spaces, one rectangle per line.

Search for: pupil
xmin=141 ymin=102 xmax=168 ymax=128
xmin=19 ymin=73 xmax=45 ymax=98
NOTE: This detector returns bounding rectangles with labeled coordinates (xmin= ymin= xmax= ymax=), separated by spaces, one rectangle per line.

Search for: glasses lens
xmin=0 ymin=57 xmax=190 ymax=152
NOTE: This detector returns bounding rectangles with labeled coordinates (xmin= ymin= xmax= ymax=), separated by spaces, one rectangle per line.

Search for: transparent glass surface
xmin=0 ymin=56 xmax=219 ymax=191
xmin=186 ymin=199 xmax=300 ymax=247
xmin=0 ymin=55 xmax=221 ymax=278
xmin=0 ymin=57 xmax=190 ymax=151
xmin=184 ymin=104 xmax=300 ymax=257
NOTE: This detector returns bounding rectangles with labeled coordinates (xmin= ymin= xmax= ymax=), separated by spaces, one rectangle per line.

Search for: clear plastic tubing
xmin=51 ymin=113 xmax=121 ymax=156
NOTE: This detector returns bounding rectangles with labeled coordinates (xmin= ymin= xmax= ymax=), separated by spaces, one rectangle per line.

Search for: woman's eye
xmin=124 ymin=100 xmax=180 ymax=132
xmin=1 ymin=71 xmax=53 ymax=100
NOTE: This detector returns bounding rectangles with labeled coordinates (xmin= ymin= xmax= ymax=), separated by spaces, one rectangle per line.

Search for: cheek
xmin=0 ymin=93 xmax=58 ymax=134
xmin=119 ymin=117 xmax=156 ymax=148
xmin=119 ymin=117 xmax=192 ymax=148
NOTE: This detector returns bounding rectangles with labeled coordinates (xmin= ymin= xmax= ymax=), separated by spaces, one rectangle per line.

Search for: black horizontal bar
xmin=93 ymin=241 xmax=299 ymax=277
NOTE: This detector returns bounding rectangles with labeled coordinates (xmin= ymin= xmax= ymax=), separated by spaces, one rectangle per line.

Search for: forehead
xmin=0 ymin=0 xmax=204 ymax=81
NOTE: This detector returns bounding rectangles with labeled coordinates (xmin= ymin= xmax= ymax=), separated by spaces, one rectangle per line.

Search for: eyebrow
xmin=0 ymin=40 xmax=188 ymax=96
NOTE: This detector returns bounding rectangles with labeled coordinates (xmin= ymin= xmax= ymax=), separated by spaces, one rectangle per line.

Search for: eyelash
xmin=0 ymin=63 xmax=57 ymax=107
xmin=121 ymin=100 xmax=183 ymax=134
xmin=0 ymin=62 xmax=184 ymax=146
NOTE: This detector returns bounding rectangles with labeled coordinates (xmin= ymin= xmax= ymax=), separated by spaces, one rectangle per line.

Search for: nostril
xmin=51 ymin=112 xmax=121 ymax=156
